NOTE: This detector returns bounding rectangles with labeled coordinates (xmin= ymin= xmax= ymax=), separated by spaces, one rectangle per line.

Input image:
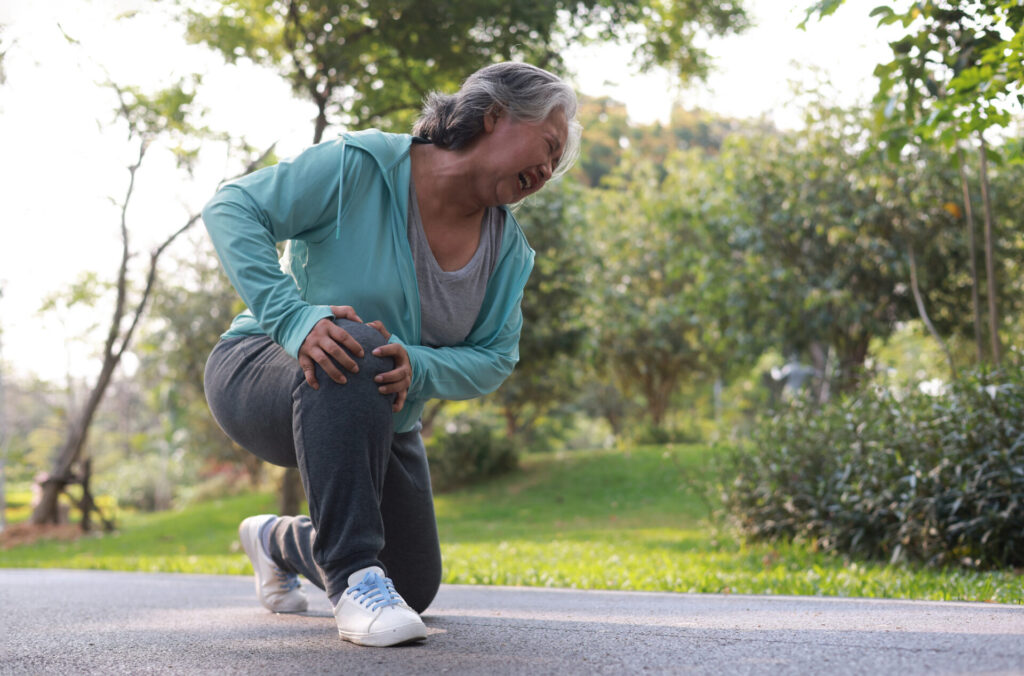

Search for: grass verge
xmin=2 ymin=444 xmax=1021 ymax=603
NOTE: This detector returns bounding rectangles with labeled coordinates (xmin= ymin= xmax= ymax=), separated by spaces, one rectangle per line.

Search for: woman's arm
xmin=391 ymin=290 xmax=525 ymax=402
xmin=202 ymin=140 xmax=345 ymax=357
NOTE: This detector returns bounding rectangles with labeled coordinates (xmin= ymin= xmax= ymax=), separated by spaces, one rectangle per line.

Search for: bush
xmin=98 ymin=440 xmax=198 ymax=512
xmin=629 ymin=421 xmax=704 ymax=446
xmin=427 ymin=421 xmax=519 ymax=492
xmin=720 ymin=360 xmax=1024 ymax=569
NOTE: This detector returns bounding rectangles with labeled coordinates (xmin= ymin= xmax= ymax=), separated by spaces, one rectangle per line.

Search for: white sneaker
xmin=334 ymin=566 xmax=427 ymax=647
xmin=238 ymin=514 xmax=308 ymax=613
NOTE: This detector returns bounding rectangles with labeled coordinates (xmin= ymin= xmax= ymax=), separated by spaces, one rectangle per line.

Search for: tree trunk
xmin=31 ymin=356 xmax=119 ymax=524
xmin=908 ymin=242 xmax=957 ymax=380
xmin=279 ymin=467 xmax=304 ymax=516
xmin=503 ymin=407 xmax=520 ymax=439
xmin=313 ymin=98 xmax=328 ymax=145
xmin=419 ymin=400 xmax=447 ymax=440
xmin=835 ymin=335 xmax=870 ymax=394
xmin=977 ymin=134 xmax=1001 ymax=364
xmin=809 ymin=341 xmax=830 ymax=404
xmin=645 ymin=374 xmax=673 ymax=428
xmin=956 ymin=145 xmax=985 ymax=364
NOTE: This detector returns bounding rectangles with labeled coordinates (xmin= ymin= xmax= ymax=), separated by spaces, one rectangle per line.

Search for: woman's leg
xmin=205 ymin=320 xmax=392 ymax=598
xmin=204 ymin=320 xmax=440 ymax=608
xmin=378 ymin=426 xmax=442 ymax=613
xmin=261 ymin=425 xmax=441 ymax=612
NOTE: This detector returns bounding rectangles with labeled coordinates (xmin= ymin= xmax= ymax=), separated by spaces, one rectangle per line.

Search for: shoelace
xmin=274 ymin=568 xmax=300 ymax=592
xmin=345 ymin=571 xmax=403 ymax=612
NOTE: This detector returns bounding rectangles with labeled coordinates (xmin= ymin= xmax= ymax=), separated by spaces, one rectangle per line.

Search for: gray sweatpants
xmin=203 ymin=319 xmax=441 ymax=613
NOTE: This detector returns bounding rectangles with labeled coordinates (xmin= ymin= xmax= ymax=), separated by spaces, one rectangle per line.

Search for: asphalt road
xmin=1 ymin=569 xmax=1022 ymax=675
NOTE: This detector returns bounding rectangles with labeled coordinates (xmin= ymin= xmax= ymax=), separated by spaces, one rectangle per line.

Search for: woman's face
xmin=474 ymin=108 xmax=569 ymax=206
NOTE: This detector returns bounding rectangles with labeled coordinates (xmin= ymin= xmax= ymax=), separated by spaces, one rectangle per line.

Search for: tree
xmin=586 ymin=150 xmax=724 ymax=427
xmin=487 ymin=181 xmax=590 ymax=444
xmin=179 ymin=0 xmax=751 ymax=144
xmin=721 ymin=104 xmax=921 ymax=393
xmin=804 ymin=0 xmax=1024 ymax=364
xmin=575 ymin=95 xmax=766 ymax=187
xmin=576 ymin=96 xmax=633 ymax=187
xmin=30 ymin=79 xmax=270 ymax=527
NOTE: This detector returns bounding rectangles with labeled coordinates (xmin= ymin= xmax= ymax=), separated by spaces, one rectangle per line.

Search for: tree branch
xmin=103 ymin=139 xmax=147 ymax=366
xmin=114 ymin=213 xmax=201 ymax=361
xmin=113 ymin=139 xmax=275 ymax=360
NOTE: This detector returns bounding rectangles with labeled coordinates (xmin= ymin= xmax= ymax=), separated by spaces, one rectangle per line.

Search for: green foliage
xmin=585 ymin=149 xmax=740 ymax=426
xmin=807 ymin=1 xmax=1023 ymax=150
xmin=178 ymin=0 xmax=750 ymax=137
xmin=574 ymin=96 xmax=765 ymax=187
xmin=98 ymin=438 xmax=198 ymax=512
xmin=112 ymin=78 xmax=212 ymax=172
xmin=488 ymin=181 xmax=590 ymax=443
xmin=721 ymin=103 xmax=924 ymax=388
xmin=427 ymin=421 xmax=518 ymax=492
xmin=721 ymin=357 xmax=1024 ymax=569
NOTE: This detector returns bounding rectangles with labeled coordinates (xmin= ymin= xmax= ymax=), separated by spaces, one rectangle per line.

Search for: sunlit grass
xmin=2 ymin=445 xmax=1021 ymax=603
xmin=3 ymin=490 xmax=34 ymax=524
xmin=434 ymin=445 xmax=1023 ymax=604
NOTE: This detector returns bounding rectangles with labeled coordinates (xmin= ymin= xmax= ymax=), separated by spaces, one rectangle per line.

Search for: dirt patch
xmin=0 ymin=523 xmax=83 ymax=549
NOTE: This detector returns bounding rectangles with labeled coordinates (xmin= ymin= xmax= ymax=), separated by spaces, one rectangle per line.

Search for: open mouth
xmin=517 ymin=172 xmax=534 ymax=191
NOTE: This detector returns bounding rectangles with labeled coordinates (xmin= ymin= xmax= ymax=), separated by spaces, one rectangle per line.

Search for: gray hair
xmin=413 ymin=62 xmax=582 ymax=180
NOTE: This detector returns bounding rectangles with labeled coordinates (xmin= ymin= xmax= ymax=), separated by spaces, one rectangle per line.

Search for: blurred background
xmin=0 ymin=0 xmax=1021 ymax=597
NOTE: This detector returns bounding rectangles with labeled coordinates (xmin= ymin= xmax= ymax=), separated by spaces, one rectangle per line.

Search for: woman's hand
xmin=298 ymin=306 xmax=364 ymax=390
xmin=367 ymin=320 xmax=412 ymax=413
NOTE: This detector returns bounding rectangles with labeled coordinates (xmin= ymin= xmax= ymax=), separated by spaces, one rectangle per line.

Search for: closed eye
xmin=547 ymin=138 xmax=562 ymax=169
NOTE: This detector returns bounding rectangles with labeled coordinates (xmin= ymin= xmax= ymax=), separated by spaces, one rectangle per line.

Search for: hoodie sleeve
xmin=201 ymin=140 xmax=346 ymax=357
xmin=390 ymin=290 xmax=525 ymax=401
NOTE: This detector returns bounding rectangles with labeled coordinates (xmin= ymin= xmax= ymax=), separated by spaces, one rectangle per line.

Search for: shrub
xmin=720 ymin=359 xmax=1024 ymax=569
xmin=427 ymin=421 xmax=519 ymax=492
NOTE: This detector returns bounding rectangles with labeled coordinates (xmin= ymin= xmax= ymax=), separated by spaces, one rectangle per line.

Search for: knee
xmin=330 ymin=318 xmax=393 ymax=376
xmin=311 ymin=319 xmax=395 ymax=404
xmin=403 ymin=568 xmax=441 ymax=614
xmin=331 ymin=318 xmax=388 ymax=355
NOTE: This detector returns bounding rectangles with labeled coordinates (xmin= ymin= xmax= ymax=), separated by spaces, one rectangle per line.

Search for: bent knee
xmin=405 ymin=571 xmax=441 ymax=614
xmin=332 ymin=318 xmax=388 ymax=354
xmin=313 ymin=319 xmax=395 ymax=397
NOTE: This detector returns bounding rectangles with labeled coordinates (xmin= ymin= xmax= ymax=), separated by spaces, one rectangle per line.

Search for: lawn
xmin=2 ymin=444 xmax=1021 ymax=603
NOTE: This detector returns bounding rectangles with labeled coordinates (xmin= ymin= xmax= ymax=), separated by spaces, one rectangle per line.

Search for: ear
xmin=483 ymin=108 xmax=500 ymax=133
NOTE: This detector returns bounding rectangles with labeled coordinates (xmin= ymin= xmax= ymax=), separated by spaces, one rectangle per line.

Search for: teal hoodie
xmin=202 ymin=130 xmax=535 ymax=433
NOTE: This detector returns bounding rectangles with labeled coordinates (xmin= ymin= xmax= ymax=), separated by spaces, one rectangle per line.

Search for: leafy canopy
xmin=178 ymin=0 xmax=750 ymax=135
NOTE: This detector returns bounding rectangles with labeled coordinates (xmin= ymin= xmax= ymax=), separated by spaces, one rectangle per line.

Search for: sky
xmin=0 ymin=0 xmax=900 ymax=384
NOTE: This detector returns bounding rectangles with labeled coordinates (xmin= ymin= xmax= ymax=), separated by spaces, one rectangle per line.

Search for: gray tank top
xmin=408 ymin=179 xmax=505 ymax=347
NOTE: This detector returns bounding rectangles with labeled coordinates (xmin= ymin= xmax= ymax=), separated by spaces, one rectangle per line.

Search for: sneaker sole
xmin=238 ymin=516 xmax=308 ymax=614
xmin=339 ymin=620 xmax=427 ymax=647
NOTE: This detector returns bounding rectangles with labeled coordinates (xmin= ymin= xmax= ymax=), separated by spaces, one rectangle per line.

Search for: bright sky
xmin=0 ymin=0 xmax=899 ymax=384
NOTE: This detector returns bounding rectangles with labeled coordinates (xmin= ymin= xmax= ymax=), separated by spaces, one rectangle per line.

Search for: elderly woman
xmin=202 ymin=62 xmax=581 ymax=647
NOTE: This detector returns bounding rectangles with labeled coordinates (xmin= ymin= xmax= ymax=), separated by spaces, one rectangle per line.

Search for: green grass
xmin=1 ymin=491 xmax=278 ymax=575
xmin=3 ymin=444 xmax=1021 ymax=603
